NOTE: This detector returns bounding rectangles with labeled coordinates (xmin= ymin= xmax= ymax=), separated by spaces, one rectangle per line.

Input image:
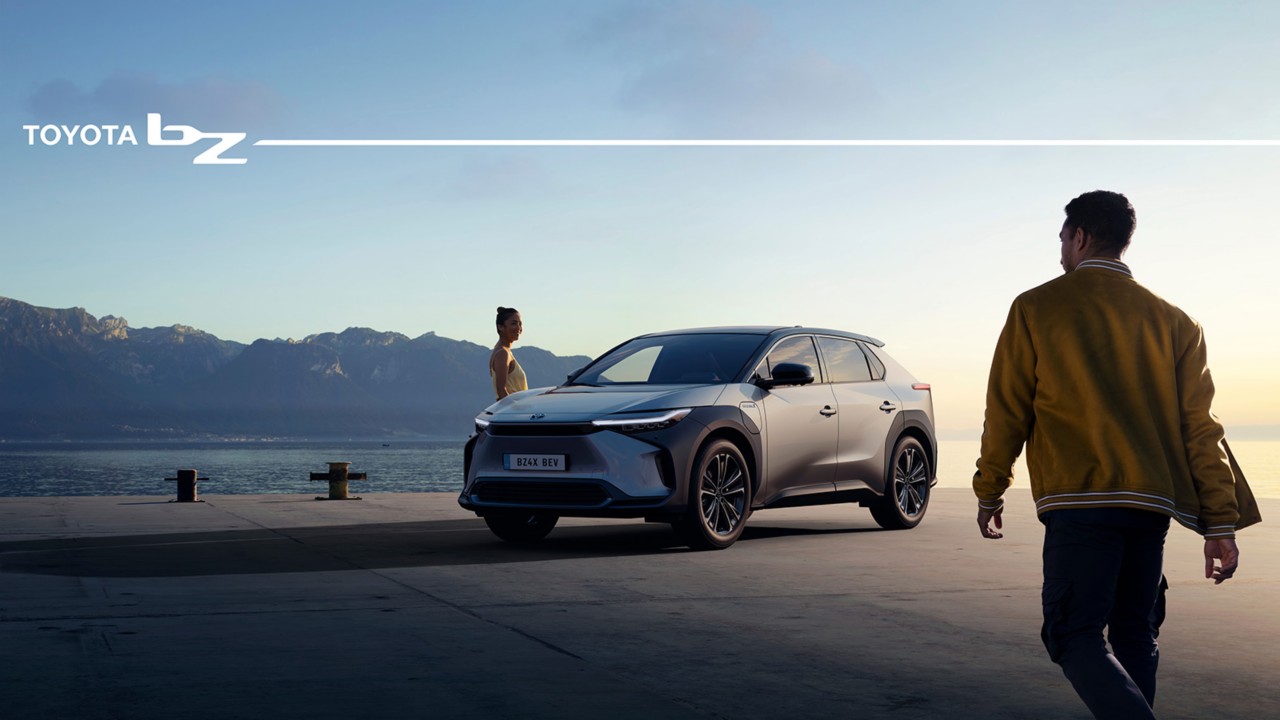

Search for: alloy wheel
xmin=699 ymin=451 xmax=747 ymax=536
xmin=894 ymin=444 xmax=929 ymax=518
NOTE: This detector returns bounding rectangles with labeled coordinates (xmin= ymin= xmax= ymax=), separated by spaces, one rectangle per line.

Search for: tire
xmin=678 ymin=439 xmax=752 ymax=550
xmin=484 ymin=511 xmax=558 ymax=543
xmin=870 ymin=436 xmax=931 ymax=530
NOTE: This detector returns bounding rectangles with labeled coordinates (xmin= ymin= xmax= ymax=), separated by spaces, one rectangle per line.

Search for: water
xmin=936 ymin=439 xmax=1280 ymax=499
xmin=1 ymin=439 xmax=1276 ymax=499
xmin=0 ymin=440 xmax=466 ymax=497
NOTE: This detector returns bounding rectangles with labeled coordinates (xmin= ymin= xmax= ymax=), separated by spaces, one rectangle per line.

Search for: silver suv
xmin=460 ymin=327 xmax=937 ymax=549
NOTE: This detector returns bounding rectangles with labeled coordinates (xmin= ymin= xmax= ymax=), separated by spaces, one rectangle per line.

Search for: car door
xmin=754 ymin=335 xmax=839 ymax=503
xmin=817 ymin=336 xmax=901 ymax=494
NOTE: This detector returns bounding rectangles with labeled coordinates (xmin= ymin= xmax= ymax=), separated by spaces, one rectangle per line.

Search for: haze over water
xmin=934 ymin=440 xmax=1280 ymax=500
xmin=3 ymin=439 xmax=1277 ymax=500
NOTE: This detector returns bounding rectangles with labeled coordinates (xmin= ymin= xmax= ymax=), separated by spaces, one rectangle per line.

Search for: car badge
xmin=531 ymin=413 xmax=545 ymax=420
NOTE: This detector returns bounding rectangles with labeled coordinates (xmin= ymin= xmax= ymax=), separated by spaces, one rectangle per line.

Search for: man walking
xmin=973 ymin=190 xmax=1245 ymax=719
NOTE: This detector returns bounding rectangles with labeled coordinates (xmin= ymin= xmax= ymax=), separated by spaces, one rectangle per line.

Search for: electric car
xmin=460 ymin=326 xmax=936 ymax=549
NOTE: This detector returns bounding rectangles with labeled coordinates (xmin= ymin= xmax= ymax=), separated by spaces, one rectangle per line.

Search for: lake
xmin=0 ymin=440 xmax=467 ymax=497
xmin=934 ymin=439 xmax=1280 ymax=499
xmin=1 ymin=439 xmax=1277 ymax=499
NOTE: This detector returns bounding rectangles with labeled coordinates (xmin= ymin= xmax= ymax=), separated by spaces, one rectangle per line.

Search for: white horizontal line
xmin=253 ymin=139 xmax=1280 ymax=148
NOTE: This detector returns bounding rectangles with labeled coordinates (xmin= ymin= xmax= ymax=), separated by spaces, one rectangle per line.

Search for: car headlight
xmin=474 ymin=413 xmax=493 ymax=433
xmin=591 ymin=408 xmax=692 ymax=433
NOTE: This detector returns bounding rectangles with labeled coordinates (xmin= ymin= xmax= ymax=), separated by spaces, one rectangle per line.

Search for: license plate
xmin=504 ymin=454 xmax=567 ymax=471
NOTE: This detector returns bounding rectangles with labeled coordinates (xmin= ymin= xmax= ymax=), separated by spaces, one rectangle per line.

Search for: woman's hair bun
xmin=496 ymin=306 xmax=520 ymax=324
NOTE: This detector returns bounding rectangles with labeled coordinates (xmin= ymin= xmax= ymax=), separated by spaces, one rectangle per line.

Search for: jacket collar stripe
xmin=1076 ymin=258 xmax=1133 ymax=277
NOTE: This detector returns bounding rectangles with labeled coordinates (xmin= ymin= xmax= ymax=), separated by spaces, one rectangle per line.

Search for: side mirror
xmin=755 ymin=362 xmax=814 ymax=389
xmin=566 ymin=367 xmax=583 ymax=383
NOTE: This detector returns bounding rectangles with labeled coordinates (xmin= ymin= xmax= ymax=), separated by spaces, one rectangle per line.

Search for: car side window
xmin=860 ymin=342 xmax=887 ymax=380
xmin=754 ymin=336 xmax=822 ymax=382
xmin=817 ymin=336 xmax=872 ymax=383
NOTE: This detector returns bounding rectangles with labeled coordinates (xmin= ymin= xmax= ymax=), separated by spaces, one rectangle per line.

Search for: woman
xmin=491 ymin=306 xmax=527 ymax=400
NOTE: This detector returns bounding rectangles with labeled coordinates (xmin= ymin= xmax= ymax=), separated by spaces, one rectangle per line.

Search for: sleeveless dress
xmin=491 ymin=350 xmax=528 ymax=399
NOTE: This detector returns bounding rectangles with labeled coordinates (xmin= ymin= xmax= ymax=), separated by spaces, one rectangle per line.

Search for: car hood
xmin=485 ymin=384 xmax=728 ymax=423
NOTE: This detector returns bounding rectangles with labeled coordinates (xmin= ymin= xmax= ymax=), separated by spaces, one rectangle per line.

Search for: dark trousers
xmin=1041 ymin=508 xmax=1170 ymax=720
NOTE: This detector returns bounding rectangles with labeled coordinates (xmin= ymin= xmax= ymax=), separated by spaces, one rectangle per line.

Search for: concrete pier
xmin=1 ymin=489 xmax=1275 ymax=719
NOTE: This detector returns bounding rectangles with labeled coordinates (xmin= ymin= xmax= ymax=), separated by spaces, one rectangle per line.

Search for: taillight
xmin=912 ymin=383 xmax=931 ymax=391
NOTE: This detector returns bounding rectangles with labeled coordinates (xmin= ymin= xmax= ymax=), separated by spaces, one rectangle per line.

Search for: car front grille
xmin=472 ymin=481 xmax=610 ymax=507
xmin=487 ymin=423 xmax=599 ymax=436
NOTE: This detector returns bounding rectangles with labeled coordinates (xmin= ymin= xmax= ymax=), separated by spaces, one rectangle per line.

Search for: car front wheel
xmin=484 ymin=511 xmax=559 ymax=543
xmin=870 ymin=436 xmax=931 ymax=530
xmin=678 ymin=439 xmax=752 ymax=550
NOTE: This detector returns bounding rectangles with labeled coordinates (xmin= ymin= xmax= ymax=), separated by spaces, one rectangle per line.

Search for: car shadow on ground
xmin=0 ymin=516 xmax=885 ymax=579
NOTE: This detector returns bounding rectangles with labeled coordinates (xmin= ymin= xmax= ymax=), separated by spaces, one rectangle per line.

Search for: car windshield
xmin=571 ymin=333 xmax=767 ymax=386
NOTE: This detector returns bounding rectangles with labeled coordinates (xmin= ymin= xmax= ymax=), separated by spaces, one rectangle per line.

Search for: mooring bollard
xmin=309 ymin=461 xmax=367 ymax=500
xmin=165 ymin=469 xmax=208 ymax=503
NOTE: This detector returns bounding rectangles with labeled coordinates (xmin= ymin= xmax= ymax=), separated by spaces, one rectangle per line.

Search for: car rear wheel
xmin=870 ymin=436 xmax=931 ymax=530
xmin=484 ymin=511 xmax=559 ymax=543
xmin=678 ymin=439 xmax=752 ymax=550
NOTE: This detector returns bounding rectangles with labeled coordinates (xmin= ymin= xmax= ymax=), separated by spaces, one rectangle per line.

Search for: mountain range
xmin=0 ymin=296 xmax=590 ymax=440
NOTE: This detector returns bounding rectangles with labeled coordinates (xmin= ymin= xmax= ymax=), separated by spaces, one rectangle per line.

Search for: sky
xmin=2 ymin=0 xmax=1279 ymax=438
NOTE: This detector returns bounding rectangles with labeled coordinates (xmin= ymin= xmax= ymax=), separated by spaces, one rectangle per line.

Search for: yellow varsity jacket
xmin=973 ymin=258 xmax=1240 ymax=538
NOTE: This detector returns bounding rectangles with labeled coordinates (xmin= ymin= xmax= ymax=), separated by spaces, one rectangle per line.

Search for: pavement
xmin=0 ymin=488 xmax=1275 ymax=720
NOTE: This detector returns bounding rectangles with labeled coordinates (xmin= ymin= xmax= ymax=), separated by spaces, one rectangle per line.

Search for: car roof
xmin=638 ymin=326 xmax=885 ymax=347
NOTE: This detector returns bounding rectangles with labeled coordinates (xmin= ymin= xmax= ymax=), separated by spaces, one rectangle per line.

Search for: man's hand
xmin=1204 ymin=538 xmax=1239 ymax=584
xmin=978 ymin=507 xmax=1004 ymax=539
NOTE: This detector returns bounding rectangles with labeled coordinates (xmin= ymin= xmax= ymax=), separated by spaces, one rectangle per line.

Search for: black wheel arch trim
xmin=681 ymin=407 xmax=762 ymax=508
xmin=880 ymin=410 xmax=938 ymax=495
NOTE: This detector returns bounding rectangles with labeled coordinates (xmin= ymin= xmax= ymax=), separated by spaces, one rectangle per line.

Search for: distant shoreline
xmin=0 ymin=436 xmax=469 ymax=445
xmin=5 ymin=429 xmax=1277 ymax=443
xmin=932 ymin=427 xmax=1280 ymax=442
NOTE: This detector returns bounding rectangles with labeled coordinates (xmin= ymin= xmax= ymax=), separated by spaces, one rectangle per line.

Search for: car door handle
xmin=819 ymin=405 xmax=837 ymax=417
xmin=879 ymin=401 xmax=898 ymax=413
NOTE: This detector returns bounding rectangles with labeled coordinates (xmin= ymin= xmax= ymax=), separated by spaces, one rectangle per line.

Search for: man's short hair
xmin=1063 ymin=190 xmax=1136 ymax=256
